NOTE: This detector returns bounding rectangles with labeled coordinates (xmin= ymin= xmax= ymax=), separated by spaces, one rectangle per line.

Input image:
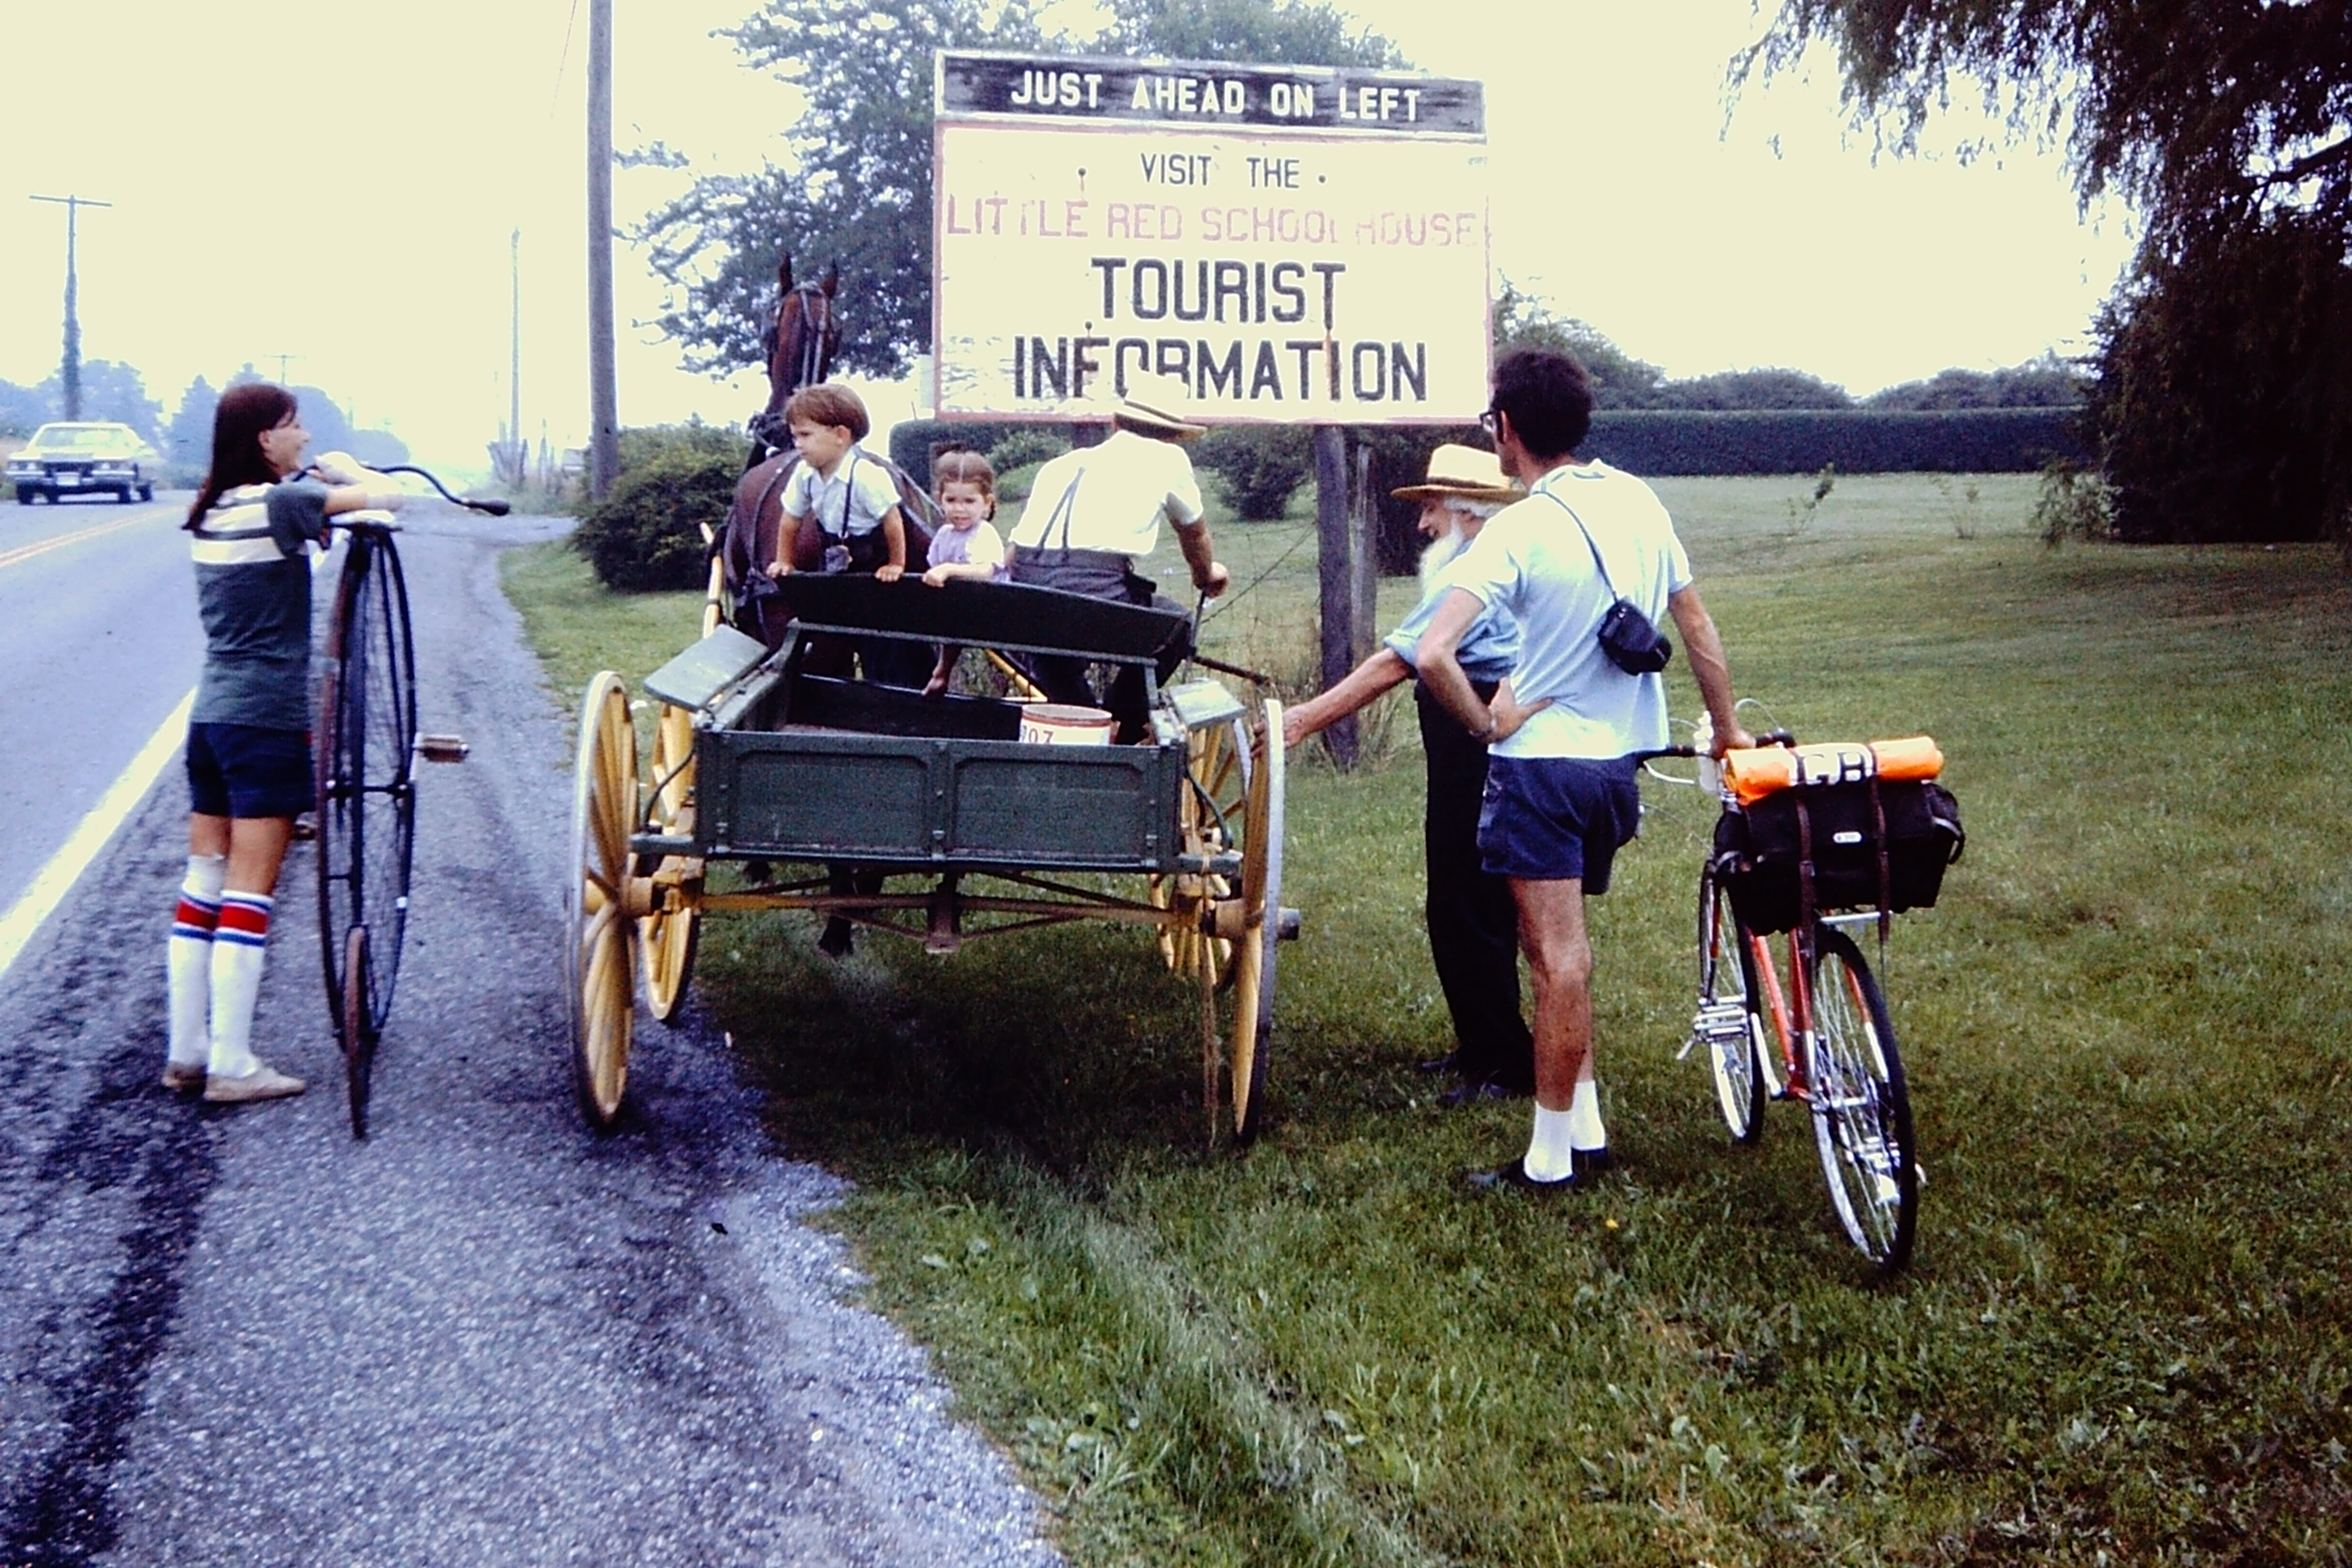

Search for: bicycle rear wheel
xmin=317 ymin=531 xmax=419 ymax=1092
xmin=1697 ymin=870 xmax=1766 ymax=1143
xmin=1805 ymin=929 xmax=1917 ymax=1272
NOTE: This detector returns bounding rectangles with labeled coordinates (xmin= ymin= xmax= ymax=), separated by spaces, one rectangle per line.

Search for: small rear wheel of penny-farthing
xmin=1222 ymin=699 xmax=1285 ymax=1145
xmin=569 ymin=672 xmax=641 ymax=1128
xmin=341 ymin=925 xmax=374 ymax=1139
xmin=641 ymin=701 xmax=701 ymax=1025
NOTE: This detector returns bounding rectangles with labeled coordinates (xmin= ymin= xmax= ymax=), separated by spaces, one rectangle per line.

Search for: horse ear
xmin=778 ymin=253 xmax=794 ymax=291
xmin=821 ymin=260 xmax=840 ymax=297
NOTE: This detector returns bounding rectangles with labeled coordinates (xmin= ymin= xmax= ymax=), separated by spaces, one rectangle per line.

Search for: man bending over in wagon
xmin=1006 ymin=371 xmax=1231 ymax=744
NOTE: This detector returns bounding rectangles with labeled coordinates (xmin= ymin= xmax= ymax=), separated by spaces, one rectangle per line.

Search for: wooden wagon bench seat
xmin=770 ymin=573 xmax=1190 ymax=664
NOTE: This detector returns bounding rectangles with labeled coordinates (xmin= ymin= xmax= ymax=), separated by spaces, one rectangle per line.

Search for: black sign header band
xmin=936 ymin=50 xmax=1484 ymax=138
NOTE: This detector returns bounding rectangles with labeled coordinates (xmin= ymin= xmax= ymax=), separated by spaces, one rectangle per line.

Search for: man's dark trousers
xmin=1416 ymin=680 xmax=1535 ymax=1092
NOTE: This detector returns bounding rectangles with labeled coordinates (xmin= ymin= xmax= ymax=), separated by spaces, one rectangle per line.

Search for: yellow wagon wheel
xmin=640 ymin=701 xmax=702 ymax=1024
xmin=1154 ymin=717 xmax=1245 ymax=983
xmin=1225 ymin=698 xmax=1286 ymax=1145
xmin=568 ymin=672 xmax=640 ymax=1128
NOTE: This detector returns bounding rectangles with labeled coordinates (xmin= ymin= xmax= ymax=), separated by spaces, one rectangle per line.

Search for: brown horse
xmin=713 ymin=255 xmax=936 ymax=646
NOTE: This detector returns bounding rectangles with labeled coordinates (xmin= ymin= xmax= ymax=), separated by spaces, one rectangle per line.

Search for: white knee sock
xmin=1568 ymin=1076 xmax=1608 ymax=1152
xmin=207 ymin=891 xmax=273 ymax=1079
xmin=1522 ymin=1104 xmax=1577 ymax=1182
xmin=167 ymin=856 xmax=227 ymax=1069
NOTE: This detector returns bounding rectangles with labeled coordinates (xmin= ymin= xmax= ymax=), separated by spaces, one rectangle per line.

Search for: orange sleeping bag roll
xmin=1722 ymin=736 xmax=1943 ymax=806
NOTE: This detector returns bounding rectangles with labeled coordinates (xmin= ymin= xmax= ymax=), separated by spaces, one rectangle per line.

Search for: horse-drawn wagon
xmin=564 ymin=572 xmax=1298 ymax=1144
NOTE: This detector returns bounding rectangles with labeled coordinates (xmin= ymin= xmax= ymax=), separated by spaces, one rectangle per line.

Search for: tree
xmin=1492 ymin=282 xmax=1666 ymax=409
xmin=1866 ymin=356 xmax=2083 ymax=410
xmin=0 ymin=380 xmax=50 ymax=437
xmin=1655 ymin=368 xmax=1852 ymax=410
xmin=166 ymin=376 xmax=220 ymax=468
xmin=1743 ymin=0 xmax=2351 ymax=539
xmin=634 ymin=0 xmax=1401 ymax=380
xmin=37 ymin=359 xmax=160 ymax=441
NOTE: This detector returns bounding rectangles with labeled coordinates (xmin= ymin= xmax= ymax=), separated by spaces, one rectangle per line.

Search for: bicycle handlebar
xmin=368 ymin=464 xmax=511 ymax=515
xmin=306 ymin=459 xmax=510 ymax=516
xmin=1632 ymin=728 xmax=1795 ymax=767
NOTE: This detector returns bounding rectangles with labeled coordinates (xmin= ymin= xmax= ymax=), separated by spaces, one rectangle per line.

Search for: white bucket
xmin=1018 ymin=703 xmax=1115 ymax=745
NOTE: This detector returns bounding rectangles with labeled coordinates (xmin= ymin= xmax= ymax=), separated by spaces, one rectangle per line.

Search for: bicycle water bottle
xmin=1694 ymin=714 xmax=1722 ymax=795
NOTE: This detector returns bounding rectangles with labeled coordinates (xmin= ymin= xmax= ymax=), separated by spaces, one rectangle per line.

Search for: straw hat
xmin=1109 ymin=370 xmax=1208 ymax=441
xmin=1391 ymin=442 xmax=1519 ymax=503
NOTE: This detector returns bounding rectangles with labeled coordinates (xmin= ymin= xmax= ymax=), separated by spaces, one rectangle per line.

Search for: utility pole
xmin=585 ymin=0 xmax=619 ymax=500
xmin=1314 ymin=426 xmax=1374 ymax=766
xmin=510 ymin=227 xmax=523 ymax=465
xmin=29 ymin=194 xmax=111 ymax=420
xmin=264 ymin=352 xmax=301 ymax=386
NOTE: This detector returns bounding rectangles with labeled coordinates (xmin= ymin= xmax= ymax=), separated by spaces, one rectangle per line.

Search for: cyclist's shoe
xmin=202 ymin=1061 xmax=306 ymax=1104
xmin=817 ymin=918 xmax=855 ymax=960
xmin=1571 ymin=1144 xmax=1614 ymax=1180
xmin=1413 ymin=1052 xmax=1460 ymax=1076
xmin=1467 ymin=1159 xmax=1580 ymax=1196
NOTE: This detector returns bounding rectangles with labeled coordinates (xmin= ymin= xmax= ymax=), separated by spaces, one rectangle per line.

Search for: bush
xmin=1194 ymin=425 xmax=1314 ymax=520
xmin=984 ymin=427 xmax=1070 ymax=476
xmin=1579 ymin=407 xmax=2088 ymax=476
xmin=573 ymin=424 xmax=741 ymax=591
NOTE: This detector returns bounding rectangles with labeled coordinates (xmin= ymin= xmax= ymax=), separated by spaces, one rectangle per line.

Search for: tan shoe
xmin=203 ymin=1061 xmax=307 ymax=1104
xmin=162 ymin=1061 xmax=208 ymax=1092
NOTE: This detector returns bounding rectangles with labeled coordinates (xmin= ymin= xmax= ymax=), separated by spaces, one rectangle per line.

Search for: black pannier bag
xmin=1712 ymin=778 xmax=1964 ymax=936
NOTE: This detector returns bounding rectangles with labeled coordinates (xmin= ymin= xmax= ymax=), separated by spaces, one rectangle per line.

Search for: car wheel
xmin=14 ymin=487 xmax=31 ymax=505
xmin=139 ymin=483 xmax=154 ymax=502
xmin=117 ymin=486 xmax=134 ymax=504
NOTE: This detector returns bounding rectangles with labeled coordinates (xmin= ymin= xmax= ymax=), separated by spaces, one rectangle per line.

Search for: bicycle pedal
xmin=418 ymin=733 xmax=470 ymax=763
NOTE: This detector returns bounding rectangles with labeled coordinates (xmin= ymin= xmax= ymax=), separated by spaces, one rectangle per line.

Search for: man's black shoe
xmin=1467 ymin=1160 xmax=1579 ymax=1195
xmin=1438 ymin=1078 xmax=1534 ymax=1109
xmin=1572 ymin=1145 xmax=1614 ymax=1180
xmin=1413 ymin=1052 xmax=1460 ymax=1076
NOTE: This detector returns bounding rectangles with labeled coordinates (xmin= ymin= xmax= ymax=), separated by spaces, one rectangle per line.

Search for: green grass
xmin=502 ymin=475 xmax=2352 ymax=1566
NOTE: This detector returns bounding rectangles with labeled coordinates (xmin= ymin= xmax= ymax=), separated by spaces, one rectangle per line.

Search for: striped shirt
xmin=190 ymin=479 xmax=331 ymax=732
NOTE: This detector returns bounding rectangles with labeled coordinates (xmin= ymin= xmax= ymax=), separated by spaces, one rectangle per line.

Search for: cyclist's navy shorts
xmin=1477 ymin=753 xmax=1642 ymax=891
xmin=187 ymin=723 xmax=312 ymax=820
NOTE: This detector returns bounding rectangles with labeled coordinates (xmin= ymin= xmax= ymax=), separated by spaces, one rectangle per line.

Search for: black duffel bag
xmin=1712 ymin=778 xmax=1964 ymax=936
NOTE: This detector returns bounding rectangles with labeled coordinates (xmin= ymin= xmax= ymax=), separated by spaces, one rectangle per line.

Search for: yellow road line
xmin=0 ymin=508 xmax=168 ymax=572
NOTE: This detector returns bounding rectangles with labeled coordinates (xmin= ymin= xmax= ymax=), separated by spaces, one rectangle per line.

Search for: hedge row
xmin=1579 ymin=407 xmax=2087 ymax=475
xmin=890 ymin=407 xmax=2086 ymax=490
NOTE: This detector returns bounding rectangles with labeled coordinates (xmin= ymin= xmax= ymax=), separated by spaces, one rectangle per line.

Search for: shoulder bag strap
xmin=1537 ymin=490 xmax=1620 ymax=600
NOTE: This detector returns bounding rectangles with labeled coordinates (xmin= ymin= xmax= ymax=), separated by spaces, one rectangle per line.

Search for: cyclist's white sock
xmin=1522 ymin=1105 xmax=1577 ymax=1182
xmin=166 ymin=855 xmax=227 ymax=1069
xmin=1568 ymin=1076 xmax=1608 ymax=1152
xmin=207 ymin=892 xmax=273 ymax=1079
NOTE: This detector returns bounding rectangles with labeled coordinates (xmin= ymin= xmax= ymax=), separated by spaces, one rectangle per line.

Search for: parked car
xmin=7 ymin=422 xmax=158 ymax=504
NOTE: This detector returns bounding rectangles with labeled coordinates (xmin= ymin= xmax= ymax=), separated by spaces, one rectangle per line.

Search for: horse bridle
xmin=747 ymin=282 xmax=840 ymax=452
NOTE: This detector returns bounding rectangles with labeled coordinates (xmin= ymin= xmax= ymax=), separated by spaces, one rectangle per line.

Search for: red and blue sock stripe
xmin=215 ymin=894 xmax=273 ymax=950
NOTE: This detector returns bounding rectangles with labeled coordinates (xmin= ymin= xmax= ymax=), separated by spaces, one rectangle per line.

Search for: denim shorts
xmin=1477 ymin=753 xmax=1642 ymax=890
xmin=187 ymin=722 xmax=313 ymax=820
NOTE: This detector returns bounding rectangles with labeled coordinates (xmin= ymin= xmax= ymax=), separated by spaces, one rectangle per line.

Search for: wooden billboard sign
xmin=932 ymin=51 xmax=1490 ymax=425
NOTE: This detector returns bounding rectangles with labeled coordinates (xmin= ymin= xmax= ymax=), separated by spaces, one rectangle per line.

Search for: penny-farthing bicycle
xmin=311 ymin=459 xmax=506 ymax=1136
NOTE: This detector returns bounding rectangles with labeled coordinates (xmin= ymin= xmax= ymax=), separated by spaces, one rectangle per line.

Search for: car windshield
xmin=31 ymin=426 xmax=132 ymax=450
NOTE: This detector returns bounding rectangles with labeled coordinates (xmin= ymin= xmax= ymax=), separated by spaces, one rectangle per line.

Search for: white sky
xmin=0 ymin=0 xmax=2132 ymax=475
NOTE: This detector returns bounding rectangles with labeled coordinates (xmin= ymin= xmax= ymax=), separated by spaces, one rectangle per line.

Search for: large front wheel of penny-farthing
xmin=641 ymin=701 xmax=701 ymax=1024
xmin=569 ymin=673 xmax=641 ymax=1128
xmin=1225 ymin=699 xmax=1285 ymax=1145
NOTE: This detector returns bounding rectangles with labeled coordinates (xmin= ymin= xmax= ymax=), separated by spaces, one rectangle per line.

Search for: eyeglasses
xmin=1479 ymin=408 xmax=1501 ymax=436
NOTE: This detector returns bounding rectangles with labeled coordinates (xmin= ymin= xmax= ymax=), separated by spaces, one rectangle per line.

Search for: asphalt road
xmin=0 ymin=503 xmax=1061 ymax=1566
xmin=0 ymin=493 xmax=201 ymax=910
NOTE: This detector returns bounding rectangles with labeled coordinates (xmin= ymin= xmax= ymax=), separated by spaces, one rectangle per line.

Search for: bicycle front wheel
xmin=1698 ymin=871 xmax=1766 ymax=1143
xmin=317 ymin=532 xmax=419 ymax=1067
xmin=1805 ymin=929 xmax=1917 ymax=1272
